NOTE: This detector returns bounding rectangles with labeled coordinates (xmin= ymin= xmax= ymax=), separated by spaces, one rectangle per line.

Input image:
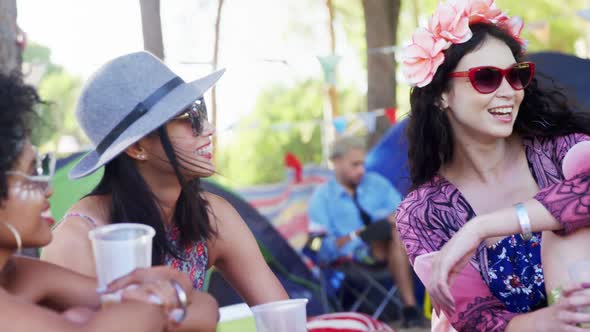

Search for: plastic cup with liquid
xmin=250 ymin=298 xmax=309 ymax=332
xmin=88 ymin=223 xmax=155 ymax=305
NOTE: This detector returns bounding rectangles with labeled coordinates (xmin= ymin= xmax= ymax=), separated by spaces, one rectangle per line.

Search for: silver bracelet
xmin=349 ymin=230 xmax=358 ymax=241
xmin=170 ymin=280 xmax=188 ymax=324
xmin=514 ymin=203 xmax=532 ymax=241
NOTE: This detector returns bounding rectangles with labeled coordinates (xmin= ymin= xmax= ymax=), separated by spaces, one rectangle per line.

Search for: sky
xmin=17 ymin=0 xmax=366 ymax=142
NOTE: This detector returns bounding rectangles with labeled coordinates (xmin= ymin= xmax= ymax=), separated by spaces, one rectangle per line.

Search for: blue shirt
xmin=307 ymin=172 xmax=402 ymax=263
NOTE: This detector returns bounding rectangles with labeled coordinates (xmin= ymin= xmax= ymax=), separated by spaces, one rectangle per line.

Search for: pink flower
xmin=466 ymin=0 xmax=506 ymax=24
xmin=403 ymin=28 xmax=448 ymax=87
xmin=500 ymin=16 xmax=524 ymax=39
xmin=428 ymin=0 xmax=472 ymax=44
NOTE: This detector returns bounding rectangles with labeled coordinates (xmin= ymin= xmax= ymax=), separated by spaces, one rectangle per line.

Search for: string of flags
xmin=222 ymin=107 xmax=397 ymax=139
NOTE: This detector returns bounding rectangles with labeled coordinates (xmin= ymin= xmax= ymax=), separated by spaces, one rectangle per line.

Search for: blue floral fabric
xmin=484 ymin=232 xmax=547 ymax=313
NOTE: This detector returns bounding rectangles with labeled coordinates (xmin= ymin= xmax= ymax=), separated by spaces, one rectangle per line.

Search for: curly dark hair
xmin=0 ymin=71 xmax=41 ymax=201
xmin=407 ymin=23 xmax=590 ymax=189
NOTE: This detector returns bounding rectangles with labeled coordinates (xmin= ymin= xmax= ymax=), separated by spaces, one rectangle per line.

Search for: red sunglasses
xmin=448 ymin=62 xmax=535 ymax=94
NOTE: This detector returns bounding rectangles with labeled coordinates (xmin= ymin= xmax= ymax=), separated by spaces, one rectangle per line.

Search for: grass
xmin=216 ymin=317 xmax=257 ymax=332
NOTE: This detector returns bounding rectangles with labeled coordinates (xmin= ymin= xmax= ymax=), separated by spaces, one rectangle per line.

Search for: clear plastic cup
xmin=88 ymin=223 xmax=155 ymax=295
xmin=569 ymin=260 xmax=590 ymax=328
xmin=250 ymin=299 xmax=308 ymax=332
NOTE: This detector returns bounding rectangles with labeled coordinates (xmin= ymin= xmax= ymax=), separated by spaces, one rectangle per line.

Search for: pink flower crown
xmin=402 ymin=0 xmax=525 ymax=88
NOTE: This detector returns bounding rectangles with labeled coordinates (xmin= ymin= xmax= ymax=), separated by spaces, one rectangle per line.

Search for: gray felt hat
xmin=69 ymin=51 xmax=224 ymax=179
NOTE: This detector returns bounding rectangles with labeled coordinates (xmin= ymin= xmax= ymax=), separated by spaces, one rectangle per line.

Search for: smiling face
xmin=165 ymin=114 xmax=216 ymax=178
xmin=136 ymin=111 xmax=216 ymax=181
xmin=0 ymin=142 xmax=54 ymax=250
xmin=441 ymin=36 xmax=525 ymax=143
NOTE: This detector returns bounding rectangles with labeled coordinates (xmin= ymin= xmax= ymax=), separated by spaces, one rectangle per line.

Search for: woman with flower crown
xmin=396 ymin=0 xmax=590 ymax=331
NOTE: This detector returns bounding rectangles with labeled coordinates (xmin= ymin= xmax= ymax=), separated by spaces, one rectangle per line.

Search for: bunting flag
xmin=317 ymin=55 xmax=341 ymax=86
xmin=332 ymin=117 xmax=348 ymax=134
xmin=579 ymin=9 xmax=590 ymax=21
xmin=299 ymin=122 xmax=316 ymax=143
xmin=385 ymin=107 xmax=397 ymax=124
xmin=284 ymin=152 xmax=303 ymax=183
xmin=359 ymin=112 xmax=377 ymax=133
xmin=220 ymin=108 xmax=396 ymax=135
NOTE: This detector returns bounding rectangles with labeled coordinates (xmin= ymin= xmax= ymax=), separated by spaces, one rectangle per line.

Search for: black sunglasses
xmin=175 ymin=97 xmax=208 ymax=136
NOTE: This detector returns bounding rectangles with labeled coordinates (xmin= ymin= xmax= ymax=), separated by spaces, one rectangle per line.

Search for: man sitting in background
xmin=308 ymin=136 xmax=423 ymax=328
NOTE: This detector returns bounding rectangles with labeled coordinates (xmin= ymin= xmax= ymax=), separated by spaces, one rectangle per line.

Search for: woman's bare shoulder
xmin=55 ymin=195 xmax=110 ymax=230
xmin=202 ymin=191 xmax=231 ymax=210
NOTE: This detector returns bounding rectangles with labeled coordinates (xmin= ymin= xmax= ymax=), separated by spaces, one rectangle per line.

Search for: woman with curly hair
xmin=396 ymin=1 xmax=590 ymax=331
xmin=0 ymin=71 xmax=223 ymax=332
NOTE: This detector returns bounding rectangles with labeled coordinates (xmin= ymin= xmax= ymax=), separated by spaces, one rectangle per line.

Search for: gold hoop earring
xmin=2 ymin=223 xmax=22 ymax=254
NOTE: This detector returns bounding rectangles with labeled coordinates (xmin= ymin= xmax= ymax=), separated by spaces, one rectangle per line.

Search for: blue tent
xmin=526 ymin=52 xmax=590 ymax=111
xmin=365 ymin=118 xmax=411 ymax=195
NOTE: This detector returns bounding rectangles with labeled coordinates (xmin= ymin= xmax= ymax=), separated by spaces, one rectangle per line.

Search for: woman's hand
xmin=62 ymin=306 xmax=96 ymax=324
xmin=524 ymin=283 xmax=590 ymax=332
xmin=104 ymin=266 xmax=192 ymax=327
xmin=106 ymin=266 xmax=192 ymax=299
xmin=429 ymin=219 xmax=484 ymax=316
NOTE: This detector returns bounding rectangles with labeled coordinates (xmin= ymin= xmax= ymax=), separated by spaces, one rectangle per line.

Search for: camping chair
xmin=302 ymin=235 xmax=403 ymax=321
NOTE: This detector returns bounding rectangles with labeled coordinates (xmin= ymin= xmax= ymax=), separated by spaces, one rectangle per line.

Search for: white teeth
xmin=196 ymin=144 xmax=212 ymax=155
xmin=489 ymin=107 xmax=512 ymax=114
xmin=41 ymin=210 xmax=52 ymax=218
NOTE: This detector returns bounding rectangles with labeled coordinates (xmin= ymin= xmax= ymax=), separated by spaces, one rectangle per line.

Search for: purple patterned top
xmin=64 ymin=213 xmax=209 ymax=291
xmin=396 ymin=133 xmax=590 ymax=331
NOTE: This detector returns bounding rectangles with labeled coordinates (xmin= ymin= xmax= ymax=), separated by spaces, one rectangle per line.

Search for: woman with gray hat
xmin=42 ymin=51 xmax=289 ymax=306
xmin=0 ymin=71 xmax=219 ymax=332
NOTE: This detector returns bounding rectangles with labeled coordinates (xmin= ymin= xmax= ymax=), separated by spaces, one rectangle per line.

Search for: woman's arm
xmin=206 ymin=193 xmax=289 ymax=306
xmin=0 ymin=289 xmax=166 ymax=332
xmin=533 ymin=172 xmax=590 ymax=235
xmin=41 ymin=214 xmax=98 ymax=277
xmin=505 ymin=283 xmax=590 ymax=332
xmin=473 ymin=199 xmax=562 ymax=238
xmin=6 ymin=256 xmax=99 ymax=310
xmin=396 ymin=191 xmax=518 ymax=331
xmin=532 ymin=134 xmax=590 ymax=235
xmin=172 ymin=292 xmax=219 ymax=332
xmin=105 ymin=266 xmax=220 ymax=332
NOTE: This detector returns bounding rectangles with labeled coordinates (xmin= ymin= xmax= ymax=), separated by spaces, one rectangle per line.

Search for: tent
xmin=50 ymin=155 xmax=325 ymax=316
xmin=526 ymin=51 xmax=590 ymax=111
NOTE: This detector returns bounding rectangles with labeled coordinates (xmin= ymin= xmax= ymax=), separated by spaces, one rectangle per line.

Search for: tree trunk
xmin=139 ymin=0 xmax=165 ymax=60
xmin=0 ymin=0 xmax=21 ymax=73
xmin=211 ymin=0 xmax=224 ymax=161
xmin=326 ymin=0 xmax=339 ymax=117
xmin=362 ymin=0 xmax=401 ymax=147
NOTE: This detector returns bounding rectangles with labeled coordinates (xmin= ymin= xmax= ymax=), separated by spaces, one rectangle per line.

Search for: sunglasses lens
xmin=192 ymin=98 xmax=208 ymax=136
xmin=507 ymin=63 xmax=533 ymax=90
xmin=472 ymin=68 xmax=503 ymax=93
xmin=36 ymin=152 xmax=55 ymax=178
xmin=189 ymin=112 xmax=202 ymax=135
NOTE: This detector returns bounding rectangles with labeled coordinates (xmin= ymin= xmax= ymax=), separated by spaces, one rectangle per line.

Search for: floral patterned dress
xmin=164 ymin=224 xmax=209 ymax=291
xmin=485 ymin=232 xmax=546 ymax=313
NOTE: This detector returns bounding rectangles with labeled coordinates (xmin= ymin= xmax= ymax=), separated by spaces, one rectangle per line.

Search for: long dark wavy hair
xmin=88 ymin=126 xmax=216 ymax=265
xmin=0 ymin=72 xmax=41 ymax=202
xmin=407 ymin=23 xmax=590 ymax=190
